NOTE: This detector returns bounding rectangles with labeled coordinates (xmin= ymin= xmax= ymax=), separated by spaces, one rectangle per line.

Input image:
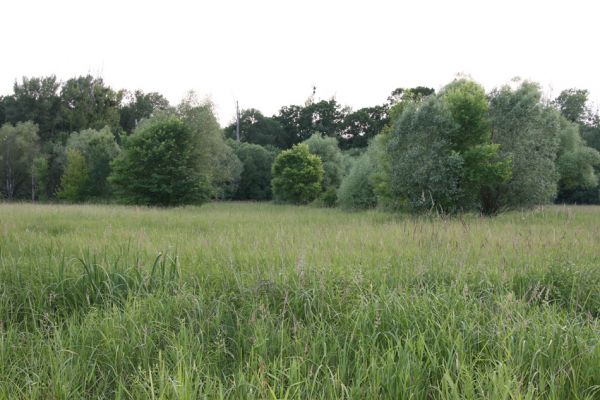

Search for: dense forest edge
xmin=1 ymin=75 xmax=599 ymax=214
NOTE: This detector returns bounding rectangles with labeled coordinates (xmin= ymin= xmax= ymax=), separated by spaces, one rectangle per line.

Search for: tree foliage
xmin=230 ymin=141 xmax=278 ymax=200
xmin=338 ymin=105 xmax=388 ymax=149
xmin=337 ymin=152 xmax=377 ymax=210
xmin=487 ymin=81 xmax=562 ymax=210
xmin=2 ymin=76 xmax=62 ymax=142
xmin=271 ymin=144 xmax=324 ymax=204
xmin=302 ymin=133 xmax=345 ymax=191
xmin=388 ymin=80 xmax=511 ymax=214
xmin=552 ymin=89 xmax=600 ymax=203
xmin=554 ymin=89 xmax=590 ymax=124
xmin=2 ymin=73 xmax=600 ymax=211
xmin=177 ymin=93 xmax=240 ymax=198
xmin=119 ymin=90 xmax=170 ymax=134
xmin=57 ymin=149 xmax=89 ymax=202
xmin=212 ymin=144 xmax=242 ymax=200
xmin=32 ymin=156 xmax=49 ymax=201
xmin=110 ymin=115 xmax=211 ymax=206
xmin=274 ymin=98 xmax=346 ymax=147
xmin=59 ymin=75 xmax=121 ymax=133
xmin=66 ymin=127 xmax=120 ymax=198
xmin=555 ymin=117 xmax=600 ymax=201
xmin=581 ymin=115 xmax=600 ymax=153
xmin=225 ymin=109 xmax=288 ymax=149
xmin=0 ymin=122 xmax=40 ymax=200
xmin=388 ymin=87 xmax=435 ymax=105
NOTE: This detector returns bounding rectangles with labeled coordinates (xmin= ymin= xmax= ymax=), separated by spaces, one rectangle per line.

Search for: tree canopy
xmin=486 ymin=81 xmax=562 ymax=210
xmin=388 ymin=80 xmax=511 ymax=214
xmin=225 ymin=109 xmax=289 ymax=149
xmin=110 ymin=115 xmax=211 ymax=206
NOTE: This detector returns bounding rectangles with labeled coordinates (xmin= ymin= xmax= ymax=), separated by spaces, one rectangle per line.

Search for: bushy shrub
xmin=271 ymin=144 xmax=323 ymax=204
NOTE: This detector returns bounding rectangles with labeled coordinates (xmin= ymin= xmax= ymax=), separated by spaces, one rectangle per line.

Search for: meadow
xmin=0 ymin=202 xmax=599 ymax=399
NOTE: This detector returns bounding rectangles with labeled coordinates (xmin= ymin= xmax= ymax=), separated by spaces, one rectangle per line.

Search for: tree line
xmin=0 ymin=75 xmax=599 ymax=213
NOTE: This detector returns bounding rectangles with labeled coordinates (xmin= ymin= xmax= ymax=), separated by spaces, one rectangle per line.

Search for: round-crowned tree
xmin=271 ymin=144 xmax=324 ymax=204
xmin=109 ymin=115 xmax=211 ymax=206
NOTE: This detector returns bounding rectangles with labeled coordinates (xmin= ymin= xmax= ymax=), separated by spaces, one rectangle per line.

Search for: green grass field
xmin=0 ymin=203 xmax=599 ymax=399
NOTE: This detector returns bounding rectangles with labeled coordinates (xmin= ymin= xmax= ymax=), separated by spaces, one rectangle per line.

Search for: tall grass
xmin=0 ymin=203 xmax=598 ymax=399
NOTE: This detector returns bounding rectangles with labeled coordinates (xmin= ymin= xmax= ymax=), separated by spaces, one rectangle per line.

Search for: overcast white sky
xmin=1 ymin=0 xmax=599 ymax=125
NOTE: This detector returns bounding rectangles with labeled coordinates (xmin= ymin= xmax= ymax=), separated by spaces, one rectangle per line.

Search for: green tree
xmin=487 ymin=81 xmax=562 ymax=210
xmin=271 ymin=144 xmax=323 ymax=204
xmin=442 ymin=80 xmax=512 ymax=213
xmin=555 ymin=117 xmax=600 ymax=202
xmin=338 ymin=105 xmax=388 ymax=149
xmin=212 ymin=144 xmax=243 ymax=200
xmin=0 ymin=96 xmax=6 ymax=126
xmin=43 ymin=140 xmax=68 ymax=200
xmin=554 ymin=89 xmax=590 ymax=124
xmin=274 ymin=98 xmax=346 ymax=146
xmin=176 ymin=93 xmax=240 ymax=199
xmin=369 ymin=87 xmax=435 ymax=210
xmin=388 ymin=99 xmax=464 ymax=213
xmin=302 ymin=133 xmax=344 ymax=190
xmin=230 ymin=141 xmax=278 ymax=200
xmin=66 ymin=126 xmax=120 ymax=198
xmin=274 ymin=105 xmax=304 ymax=148
xmin=59 ymin=75 xmax=121 ymax=133
xmin=553 ymin=89 xmax=600 ymax=203
xmin=57 ymin=149 xmax=89 ymax=202
xmin=302 ymin=133 xmax=347 ymax=206
xmin=32 ymin=156 xmax=49 ymax=201
xmin=337 ymin=151 xmax=378 ymax=210
xmin=299 ymin=99 xmax=345 ymax=139
xmin=388 ymin=80 xmax=511 ymax=214
xmin=119 ymin=90 xmax=170 ymax=134
xmin=224 ymin=109 xmax=288 ymax=149
xmin=387 ymin=86 xmax=435 ymax=105
xmin=110 ymin=115 xmax=211 ymax=206
xmin=581 ymin=114 xmax=600 ymax=153
xmin=2 ymin=76 xmax=62 ymax=142
xmin=0 ymin=121 xmax=40 ymax=200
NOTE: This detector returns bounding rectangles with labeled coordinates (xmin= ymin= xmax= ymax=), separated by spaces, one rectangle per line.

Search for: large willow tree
xmin=388 ymin=79 xmax=511 ymax=214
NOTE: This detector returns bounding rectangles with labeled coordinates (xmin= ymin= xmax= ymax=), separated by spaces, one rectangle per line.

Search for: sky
xmin=1 ymin=0 xmax=599 ymax=126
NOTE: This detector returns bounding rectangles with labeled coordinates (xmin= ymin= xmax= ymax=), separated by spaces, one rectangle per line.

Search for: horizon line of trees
xmin=1 ymin=74 xmax=599 ymax=214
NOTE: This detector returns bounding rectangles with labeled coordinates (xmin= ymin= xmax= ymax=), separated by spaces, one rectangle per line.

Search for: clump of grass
xmin=48 ymin=252 xmax=181 ymax=315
